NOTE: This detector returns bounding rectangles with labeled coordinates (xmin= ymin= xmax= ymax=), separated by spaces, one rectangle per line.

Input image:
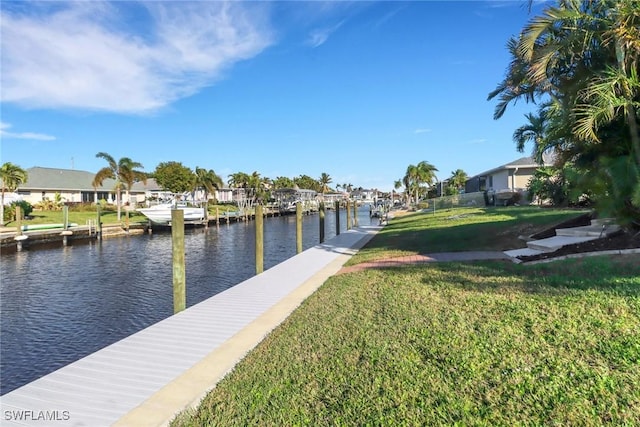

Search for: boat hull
xmin=137 ymin=207 xmax=205 ymax=225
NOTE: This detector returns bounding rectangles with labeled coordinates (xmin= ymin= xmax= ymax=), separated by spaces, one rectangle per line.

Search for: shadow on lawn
xmin=414 ymin=258 xmax=640 ymax=295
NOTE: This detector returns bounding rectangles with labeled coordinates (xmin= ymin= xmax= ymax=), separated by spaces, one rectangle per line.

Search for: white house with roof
xmin=10 ymin=167 xmax=236 ymax=206
xmin=11 ymin=167 xmax=154 ymax=205
xmin=465 ymin=154 xmax=554 ymax=195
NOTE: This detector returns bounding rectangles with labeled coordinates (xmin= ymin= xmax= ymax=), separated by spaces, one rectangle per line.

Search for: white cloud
xmin=0 ymin=122 xmax=56 ymax=141
xmin=0 ymin=1 xmax=273 ymax=114
xmin=307 ymin=21 xmax=344 ymax=48
xmin=414 ymin=128 xmax=432 ymax=134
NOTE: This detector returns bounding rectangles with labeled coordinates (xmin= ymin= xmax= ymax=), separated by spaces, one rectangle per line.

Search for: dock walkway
xmin=0 ymin=226 xmax=381 ymax=427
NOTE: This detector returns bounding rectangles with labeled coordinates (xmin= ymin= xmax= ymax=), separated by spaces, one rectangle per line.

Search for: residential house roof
xmin=17 ymin=167 xmax=158 ymax=192
xmin=471 ymin=153 xmax=555 ymax=178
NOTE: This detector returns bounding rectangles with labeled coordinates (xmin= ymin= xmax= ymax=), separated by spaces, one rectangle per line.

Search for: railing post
xmin=255 ymin=204 xmax=264 ymax=274
xmin=296 ymin=202 xmax=302 ymax=254
xmin=319 ymin=202 xmax=325 ymax=244
xmin=335 ymin=200 xmax=340 ymax=236
xmin=172 ymin=209 xmax=186 ymax=314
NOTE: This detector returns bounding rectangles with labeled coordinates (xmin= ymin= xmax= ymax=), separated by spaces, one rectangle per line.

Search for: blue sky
xmin=1 ymin=0 xmax=545 ymax=191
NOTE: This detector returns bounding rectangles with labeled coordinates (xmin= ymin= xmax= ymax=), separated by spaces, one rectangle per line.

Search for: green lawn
xmin=170 ymin=206 xmax=639 ymax=426
xmin=347 ymin=206 xmax=590 ymax=264
xmin=16 ymin=209 xmax=147 ymax=227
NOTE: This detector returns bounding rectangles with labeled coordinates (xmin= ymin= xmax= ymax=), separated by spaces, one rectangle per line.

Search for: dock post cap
xmin=60 ymin=230 xmax=74 ymax=236
xmin=14 ymin=235 xmax=29 ymax=241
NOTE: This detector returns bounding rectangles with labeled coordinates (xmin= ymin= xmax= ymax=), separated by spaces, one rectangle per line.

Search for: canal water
xmin=1 ymin=207 xmax=377 ymax=395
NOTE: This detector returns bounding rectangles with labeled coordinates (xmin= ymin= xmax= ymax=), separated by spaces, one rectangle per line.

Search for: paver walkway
xmin=337 ymin=251 xmax=511 ymax=274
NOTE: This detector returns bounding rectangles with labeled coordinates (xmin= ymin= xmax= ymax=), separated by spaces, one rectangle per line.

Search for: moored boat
xmin=137 ymin=203 xmax=205 ymax=225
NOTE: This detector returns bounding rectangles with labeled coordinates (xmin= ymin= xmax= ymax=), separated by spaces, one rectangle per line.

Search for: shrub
xmin=3 ymin=200 xmax=33 ymax=222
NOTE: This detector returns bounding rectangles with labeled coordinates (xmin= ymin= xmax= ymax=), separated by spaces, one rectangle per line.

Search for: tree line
xmin=89 ymin=155 xmax=354 ymax=221
xmin=0 ymin=154 xmax=473 ymax=225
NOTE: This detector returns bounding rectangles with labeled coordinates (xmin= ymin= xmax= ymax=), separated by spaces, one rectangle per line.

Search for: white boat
xmin=137 ymin=203 xmax=205 ymax=225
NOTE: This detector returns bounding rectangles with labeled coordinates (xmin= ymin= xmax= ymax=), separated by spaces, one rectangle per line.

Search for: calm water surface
xmin=1 ymin=208 xmax=376 ymax=394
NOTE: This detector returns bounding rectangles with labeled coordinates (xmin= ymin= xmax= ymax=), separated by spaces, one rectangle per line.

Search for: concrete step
xmin=527 ymin=235 xmax=599 ymax=252
xmin=555 ymin=224 xmax=621 ymax=237
xmin=504 ymin=248 xmax=544 ymax=258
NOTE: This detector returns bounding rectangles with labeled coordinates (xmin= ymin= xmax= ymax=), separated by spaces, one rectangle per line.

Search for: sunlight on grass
xmin=15 ymin=209 xmax=147 ymax=227
xmin=347 ymin=206 xmax=589 ymax=265
xmin=172 ymin=256 xmax=640 ymax=426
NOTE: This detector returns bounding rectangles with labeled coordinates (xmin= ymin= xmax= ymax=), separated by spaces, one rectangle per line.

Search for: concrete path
xmin=0 ymin=226 xmax=381 ymax=427
xmin=337 ymin=251 xmax=510 ymax=274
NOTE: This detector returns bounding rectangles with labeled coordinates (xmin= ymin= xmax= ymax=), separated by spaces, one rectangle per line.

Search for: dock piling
xmin=172 ymin=209 xmax=186 ymax=314
xmin=335 ymin=200 xmax=340 ymax=236
xmin=61 ymin=230 xmax=73 ymax=246
xmin=96 ymin=205 xmax=103 ymax=240
xmin=296 ymin=202 xmax=302 ymax=254
xmin=319 ymin=202 xmax=325 ymax=243
xmin=16 ymin=206 xmax=22 ymax=236
xmin=255 ymin=205 xmax=264 ymax=274
xmin=63 ymin=205 xmax=69 ymax=230
xmin=14 ymin=206 xmax=28 ymax=251
xmin=346 ymin=199 xmax=351 ymax=230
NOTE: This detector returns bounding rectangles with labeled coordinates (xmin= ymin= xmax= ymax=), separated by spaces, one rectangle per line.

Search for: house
xmin=465 ymin=154 xmax=554 ymax=195
xmin=14 ymin=167 xmax=157 ymax=206
xmin=10 ymin=167 xmax=239 ymax=207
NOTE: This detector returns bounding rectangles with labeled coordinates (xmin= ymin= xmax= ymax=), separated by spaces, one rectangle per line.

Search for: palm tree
xmin=403 ymin=161 xmax=438 ymax=205
xmin=193 ymin=167 xmax=223 ymax=219
xmin=228 ymin=171 xmax=269 ymax=205
xmin=273 ymin=176 xmax=295 ymax=189
xmin=92 ymin=152 xmax=146 ymax=221
xmin=489 ymin=0 xmax=640 ymax=223
xmin=249 ymin=171 xmax=270 ymax=204
xmin=449 ymin=169 xmax=469 ymax=193
xmin=0 ymin=162 xmax=28 ymax=226
xmin=194 ymin=167 xmax=223 ymax=203
xmin=318 ymin=172 xmax=332 ymax=194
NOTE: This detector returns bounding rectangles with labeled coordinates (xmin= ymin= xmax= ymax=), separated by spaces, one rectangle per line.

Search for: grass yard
xmin=169 ymin=206 xmax=639 ymax=426
xmin=347 ymin=206 xmax=591 ymax=264
xmin=172 ymin=259 xmax=639 ymax=426
xmin=21 ymin=209 xmax=147 ymax=227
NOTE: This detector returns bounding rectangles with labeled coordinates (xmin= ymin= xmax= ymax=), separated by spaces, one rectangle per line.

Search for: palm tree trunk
xmin=627 ymin=104 xmax=640 ymax=166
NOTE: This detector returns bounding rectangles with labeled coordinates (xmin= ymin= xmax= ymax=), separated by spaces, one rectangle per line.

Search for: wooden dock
xmin=0 ymin=226 xmax=381 ymax=427
xmin=0 ymin=207 xmax=316 ymax=252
